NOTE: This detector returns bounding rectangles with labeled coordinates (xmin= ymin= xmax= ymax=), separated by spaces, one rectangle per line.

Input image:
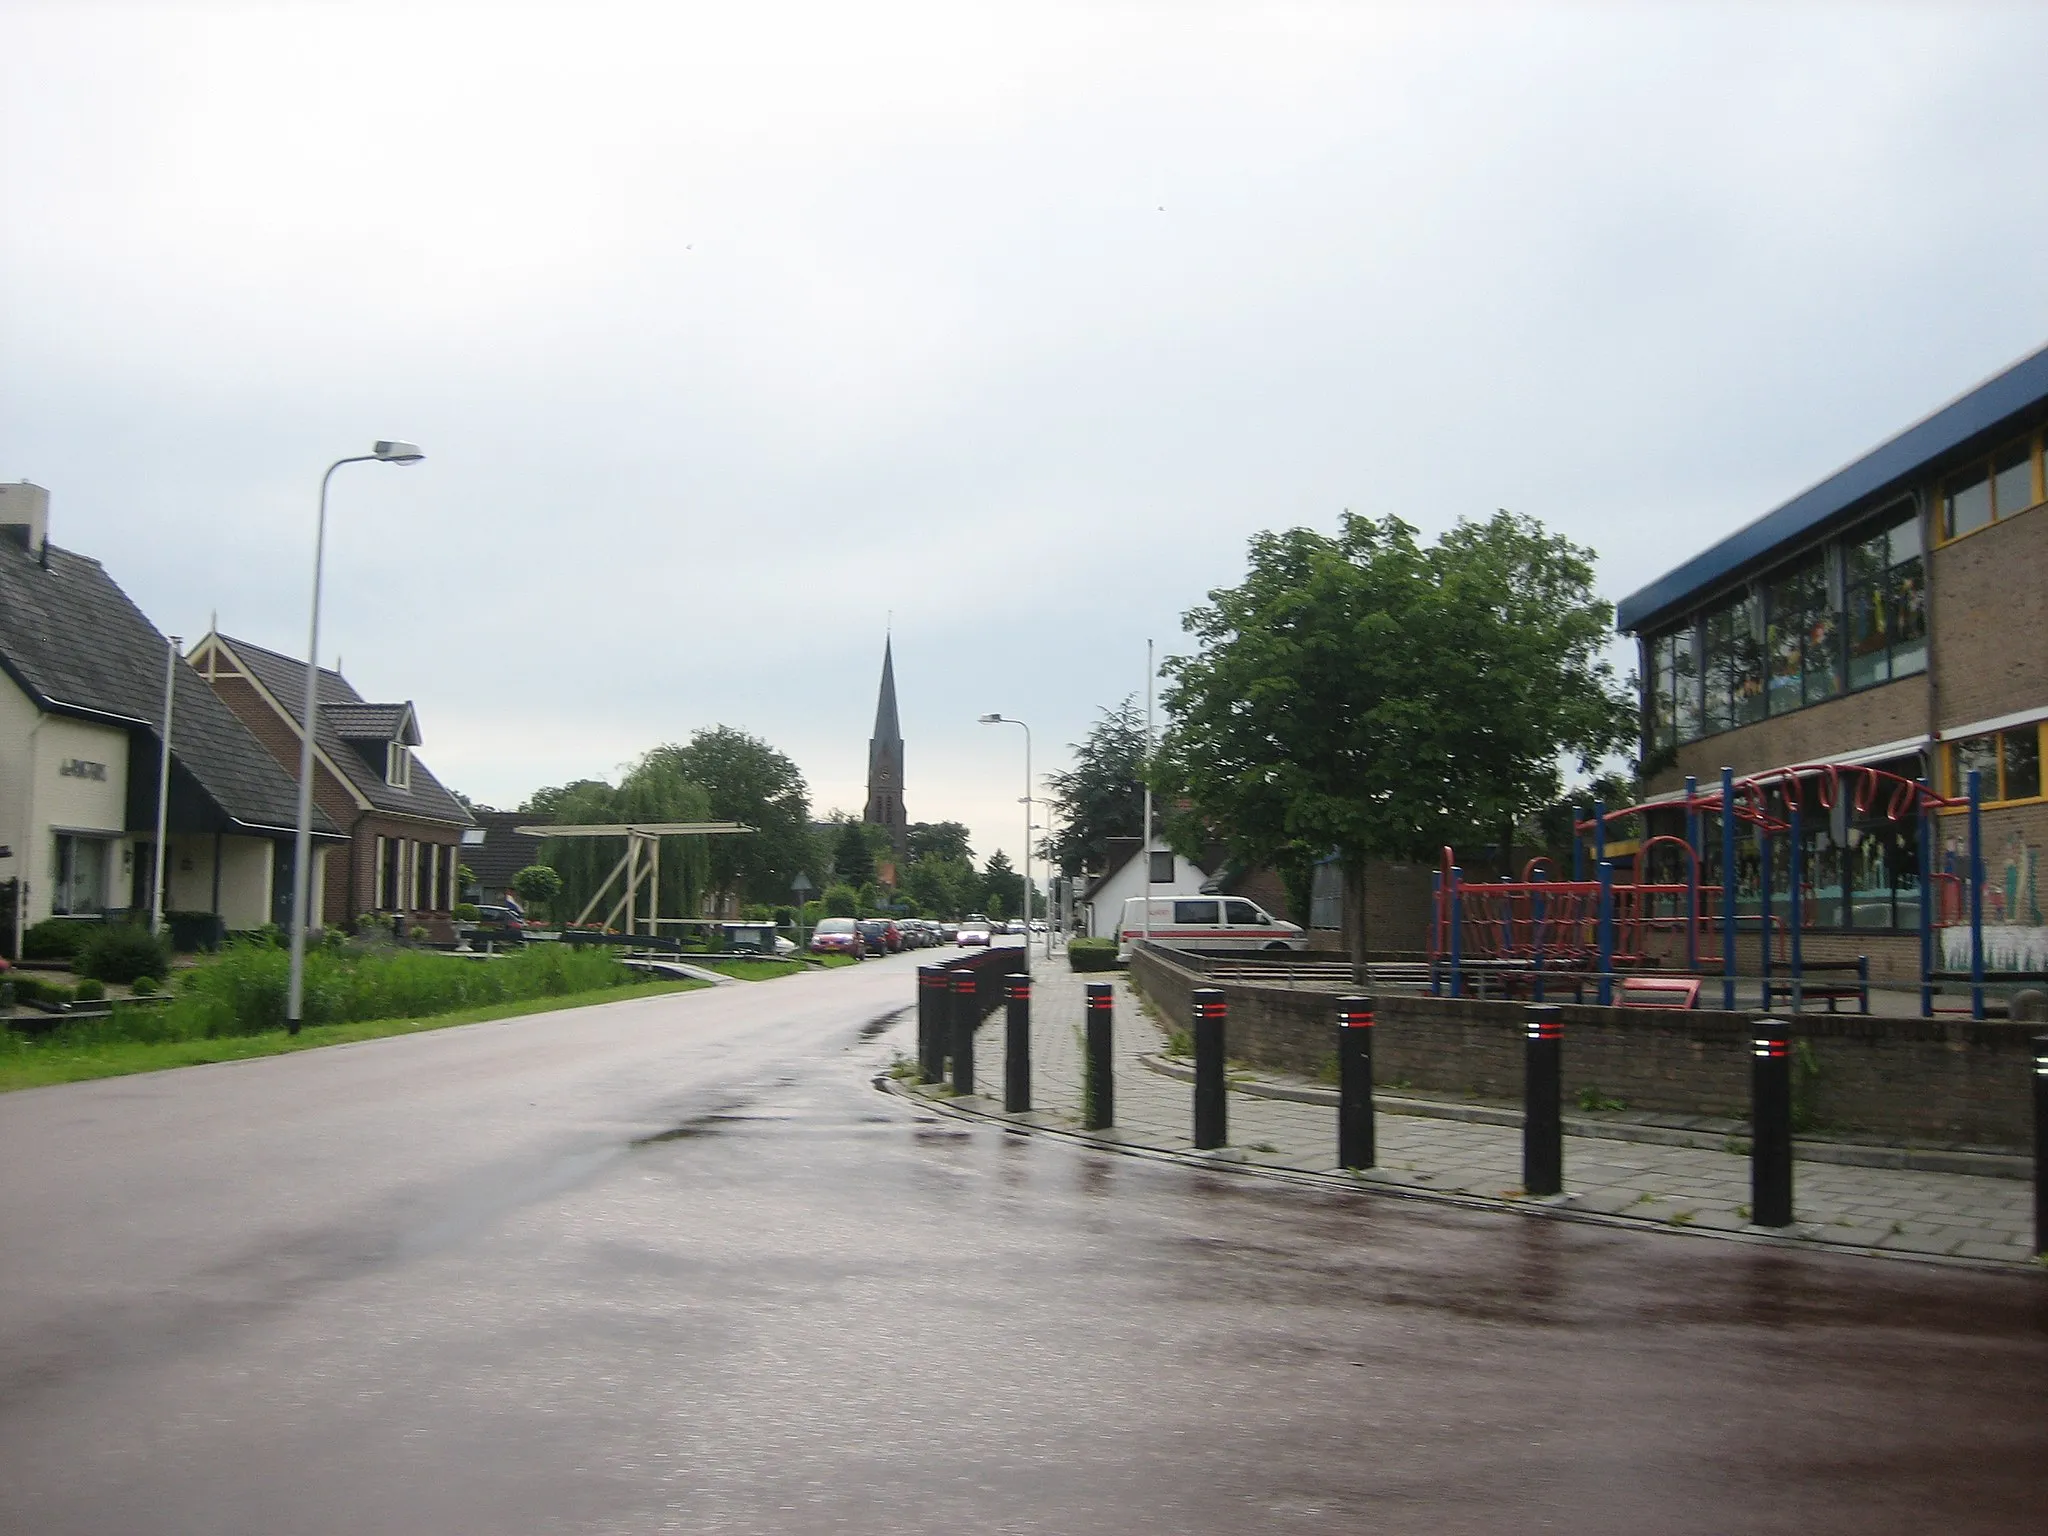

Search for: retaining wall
xmin=1127 ymin=943 xmax=2038 ymax=1150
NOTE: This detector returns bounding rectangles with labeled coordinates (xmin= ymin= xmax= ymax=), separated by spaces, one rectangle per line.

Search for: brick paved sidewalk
xmin=897 ymin=954 xmax=2042 ymax=1268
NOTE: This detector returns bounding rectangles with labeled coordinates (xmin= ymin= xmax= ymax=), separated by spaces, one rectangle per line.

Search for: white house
xmin=1078 ymin=837 xmax=1215 ymax=940
xmin=0 ymin=484 xmax=343 ymax=950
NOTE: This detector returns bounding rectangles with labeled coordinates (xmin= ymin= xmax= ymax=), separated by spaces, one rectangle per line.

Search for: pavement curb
xmin=875 ymin=1073 xmax=2046 ymax=1278
xmin=1137 ymin=1054 xmax=2034 ymax=1182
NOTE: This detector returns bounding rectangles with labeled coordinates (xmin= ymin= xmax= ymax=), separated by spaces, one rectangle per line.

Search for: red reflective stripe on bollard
xmin=1007 ymin=979 xmax=1031 ymax=1000
xmin=954 ymin=974 xmax=976 ymax=993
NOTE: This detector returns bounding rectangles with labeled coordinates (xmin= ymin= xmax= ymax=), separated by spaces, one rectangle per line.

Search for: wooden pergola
xmin=514 ymin=822 xmax=754 ymax=936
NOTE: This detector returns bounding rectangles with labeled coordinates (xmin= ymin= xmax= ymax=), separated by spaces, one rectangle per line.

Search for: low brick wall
xmin=1127 ymin=943 xmax=2039 ymax=1150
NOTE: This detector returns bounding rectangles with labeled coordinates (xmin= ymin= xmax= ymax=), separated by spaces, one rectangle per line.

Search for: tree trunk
xmin=1343 ymin=858 xmax=1369 ymax=964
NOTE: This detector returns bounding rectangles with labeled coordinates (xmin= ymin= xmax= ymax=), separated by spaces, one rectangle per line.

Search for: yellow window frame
xmin=1935 ymin=430 xmax=2045 ymax=545
xmin=1942 ymin=721 xmax=2048 ymax=808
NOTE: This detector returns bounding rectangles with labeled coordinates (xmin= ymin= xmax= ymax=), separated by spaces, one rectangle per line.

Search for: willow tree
xmin=533 ymin=753 xmax=714 ymax=926
xmin=1155 ymin=511 xmax=1634 ymax=944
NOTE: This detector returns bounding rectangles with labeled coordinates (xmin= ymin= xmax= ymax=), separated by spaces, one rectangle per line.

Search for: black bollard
xmin=1751 ymin=1019 xmax=1794 ymax=1228
xmin=1337 ymin=995 xmax=1377 ymax=1170
xmin=1523 ymin=1004 xmax=1563 ymax=1197
xmin=2033 ymin=1034 xmax=2048 ymax=1258
xmin=950 ymin=970 xmax=979 ymax=1098
xmin=1084 ymin=981 xmax=1115 ymax=1130
xmin=1004 ymin=975 xmax=1032 ymax=1113
xmin=917 ymin=965 xmax=945 ymax=1083
xmin=1193 ymin=987 xmax=1228 ymax=1151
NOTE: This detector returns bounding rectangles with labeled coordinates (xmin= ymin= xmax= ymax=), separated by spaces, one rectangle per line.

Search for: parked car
xmin=809 ymin=917 xmax=864 ymax=958
xmin=938 ymin=922 xmax=960 ymax=942
xmin=956 ymin=920 xmax=992 ymax=948
xmin=857 ymin=918 xmax=901 ymax=954
xmin=466 ymin=905 xmax=528 ymax=944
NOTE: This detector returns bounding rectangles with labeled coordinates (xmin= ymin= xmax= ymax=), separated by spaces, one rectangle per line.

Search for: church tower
xmin=863 ymin=636 xmax=909 ymax=862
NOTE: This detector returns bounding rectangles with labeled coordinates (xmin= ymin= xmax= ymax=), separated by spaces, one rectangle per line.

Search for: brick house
xmin=460 ymin=809 xmax=544 ymax=907
xmin=1617 ymin=340 xmax=2048 ymax=982
xmin=0 ymin=484 xmax=343 ymax=947
xmin=187 ymin=632 xmax=473 ymax=937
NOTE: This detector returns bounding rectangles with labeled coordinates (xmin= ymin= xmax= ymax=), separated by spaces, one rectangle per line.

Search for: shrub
xmin=11 ymin=975 xmax=73 ymax=1007
xmin=1067 ymin=938 xmax=1120 ymax=972
xmin=452 ymin=903 xmax=480 ymax=923
xmin=72 ymin=979 xmax=106 ymax=1002
xmin=76 ymin=924 xmax=173 ymax=985
xmin=131 ymin=975 xmax=160 ymax=996
xmin=21 ymin=918 xmax=94 ymax=962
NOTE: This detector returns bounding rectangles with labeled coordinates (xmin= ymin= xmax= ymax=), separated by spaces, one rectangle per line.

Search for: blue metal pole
xmin=1428 ymin=869 xmax=1443 ymax=996
xmin=1532 ymin=866 xmax=1547 ymax=1004
xmin=1759 ymin=815 xmax=1773 ymax=1009
xmin=1789 ymin=799 xmax=1804 ymax=1016
xmin=1722 ymin=766 xmax=1738 ymax=1012
xmin=1969 ymin=769 xmax=1985 ymax=1022
xmin=1684 ymin=774 xmax=1700 ymax=971
xmin=1597 ymin=859 xmax=1615 ymax=1006
xmin=1449 ymin=866 xmax=1465 ymax=999
xmin=1918 ymin=783 xmax=1934 ymax=1018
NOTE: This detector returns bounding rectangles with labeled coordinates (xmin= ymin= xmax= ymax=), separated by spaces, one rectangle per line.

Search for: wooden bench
xmin=1764 ymin=956 xmax=1869 ymax=1015
xmin=1618 ymin=976 xmax=1702 ymax=1009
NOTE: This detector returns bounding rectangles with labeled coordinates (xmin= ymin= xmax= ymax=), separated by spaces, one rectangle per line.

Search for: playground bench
xmin=1764 ymin=956 xmax=1869 ymax=1015
xmin=1617 ymin=976 xmax=1701 ymax=1009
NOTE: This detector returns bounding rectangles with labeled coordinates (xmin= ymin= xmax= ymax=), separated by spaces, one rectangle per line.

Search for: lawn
xmin=0 ymin=976 xmax=706 ymax=1092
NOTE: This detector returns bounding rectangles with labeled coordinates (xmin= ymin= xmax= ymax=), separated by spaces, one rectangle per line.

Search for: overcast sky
xmin=7 ymin=1 xmax=2048 ymax=876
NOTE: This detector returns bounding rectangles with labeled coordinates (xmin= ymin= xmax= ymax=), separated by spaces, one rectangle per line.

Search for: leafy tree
xmin=532 ymin=755 xmax=713 ymax=927
xmin=902 ymin=855 xmax=981 ymax=919
xmin=1044 ymin=694 xmax=1147 ymax=877
xmin=830 ymin=817 xmax=878 ymax=889
xmin=982 ymin=850 xmax=1023 ymax=919
xmin=1157 ymin=511 xmax=1635 ymax=945
xmin=511 ymin=864 xmax=563 ymax=920
xmin=647 ymin=726 xmax=815 ymax=909
xmin=906 ymin=820 xmax=974 ymax=864
xmin=823 ymin=883 xmax=858 ymax=918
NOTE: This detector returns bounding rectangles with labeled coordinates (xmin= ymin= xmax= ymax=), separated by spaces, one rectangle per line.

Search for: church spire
xmin=864 ymin=635 xmax=908 ymax=861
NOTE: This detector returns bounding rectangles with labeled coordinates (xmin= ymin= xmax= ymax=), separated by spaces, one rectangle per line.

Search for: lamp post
xmin=978 ymin=713 xmax=1031 ymax=977
xmin=149 ymin=634 xmax=180 ymax=935
xmin=287 ymin=441 xmax=424 ymax=1035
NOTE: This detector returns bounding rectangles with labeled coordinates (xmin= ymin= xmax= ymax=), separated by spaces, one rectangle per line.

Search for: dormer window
xmin=386 ymin=742 xmax=412 ymax=789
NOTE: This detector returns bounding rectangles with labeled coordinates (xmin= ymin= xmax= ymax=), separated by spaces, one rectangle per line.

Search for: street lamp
xmin=287 ymin=441 xmax=425 ymax=1035
xmin=977 ymin=713 xmax=1032 ymax=976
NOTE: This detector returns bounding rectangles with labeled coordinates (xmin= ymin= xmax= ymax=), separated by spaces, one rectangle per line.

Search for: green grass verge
xmin=697 ymin=957 xmax=808 ymax=981
xmin=0 ymin=977 xmax=706 ymax=1093
xmin=810 ymin=952 xmax=862 ymax=969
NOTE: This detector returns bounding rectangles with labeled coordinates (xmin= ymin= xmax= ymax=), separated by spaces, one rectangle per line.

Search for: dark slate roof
xmin=0 ymin=536 xmax=337 ymax=837
xmin=214 ymin=634 xmax=473 ymax=828
xmin=1617 ymin=338 xmax=2048 ymax=633
xmin=323 ymin=702 xmax=417 ymax=744
xmin=464 ymin=810 xmax=545 ymax=891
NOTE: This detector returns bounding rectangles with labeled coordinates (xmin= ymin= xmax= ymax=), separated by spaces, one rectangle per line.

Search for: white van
xmin=1116 ymin=896 xmax=1306 ymax=960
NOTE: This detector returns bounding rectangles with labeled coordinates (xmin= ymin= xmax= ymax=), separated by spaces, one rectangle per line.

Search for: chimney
xmin=0 ymin=482 xmax=50 ymax=558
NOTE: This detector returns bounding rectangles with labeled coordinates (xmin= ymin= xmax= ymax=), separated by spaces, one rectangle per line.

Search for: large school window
xmin=1644 ymin=499 xmax=1931 ymax=752
xmin=1944 ymin=724 xmax=2045 ymax=806
xmin=1939 ymin=431 xmax=2041 ymax=541
xmin=1842 ymin=501 xmax=1928 ymax=690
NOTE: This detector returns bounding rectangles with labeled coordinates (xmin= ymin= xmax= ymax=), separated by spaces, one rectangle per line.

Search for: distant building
xmin=1078 ymin=837 xmax=1213 ymax=939
xmin=188 ymin=632 xmax=473 ymax=938
xmin=0 ymin=483 xmax=342 ymax=946
xmin=862 ymin=636 xmax=908 ymax=863
xmin=460 ymin=810 xmax=545 ymax=907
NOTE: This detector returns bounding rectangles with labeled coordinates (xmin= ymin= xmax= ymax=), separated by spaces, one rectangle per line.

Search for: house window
xmin=386 ymin=743 xmax=412 ymax=789
xmin=1700 ymin=591 xmax=1764 ymax=733
xmin=377 ymin=836 xmax=400 ymax=910
xmin=1946 ymin=724 xmax=2045 ymax=806
xmin=1940 ymin=432 xmax=2041 ymax=540
xmin=1148 ymin=850 xmax=1175 ymax=884
xmin=51 ymin=834 xmax=111 ymax=915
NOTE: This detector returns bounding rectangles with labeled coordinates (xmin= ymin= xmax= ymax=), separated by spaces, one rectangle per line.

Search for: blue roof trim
xmin=1616 ymin=340 xmax=2048 ymax=633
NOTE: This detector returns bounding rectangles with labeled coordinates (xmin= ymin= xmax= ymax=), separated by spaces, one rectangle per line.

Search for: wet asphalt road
xmin=2 ymin=950 xmax=2045 ymax=1535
